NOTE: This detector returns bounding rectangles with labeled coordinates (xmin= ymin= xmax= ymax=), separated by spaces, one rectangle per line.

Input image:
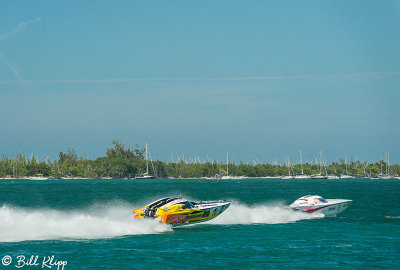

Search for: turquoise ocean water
xmin=1 ymin=178 xmax=399 ymax=269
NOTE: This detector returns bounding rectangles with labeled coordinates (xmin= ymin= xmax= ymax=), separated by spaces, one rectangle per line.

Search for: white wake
xmin=0 ymin=202 xmax=171 ymax=243
xmin=0 ymin=201 xmax=324 ymax=242
xmin=207 ymin=202 xmax=323 ymax=225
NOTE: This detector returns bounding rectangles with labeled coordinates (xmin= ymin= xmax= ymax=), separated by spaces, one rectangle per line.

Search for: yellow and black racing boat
xmin=133 ymin=197 xmax=232 ymax=225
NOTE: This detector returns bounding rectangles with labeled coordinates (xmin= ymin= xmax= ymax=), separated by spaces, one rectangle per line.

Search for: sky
xmin=0 ymin=1 xmax=399 ymax=164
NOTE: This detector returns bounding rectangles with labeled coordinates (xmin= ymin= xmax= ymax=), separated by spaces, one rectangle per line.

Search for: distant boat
xmin=213 ymin=153 xmax=241 ymax=180
xmin=212 ymin=174 xmax=223 ymax=181
xmin=135 ymin=143 xmax=155 ymax=179
xmin=311 ymin=174 xmax=327 ymax=179
xmin=327 ymin=175 xmax=340 ymax=179
xmin=294 ymin=150 xmax=310 ymax=179
xmin=282 ymin=158 xmax=294 ymax=179
xmin=378 ymin=153 xmax=392 ymax=179
xmin=311 ymin=151 xmax=327 ymax=179
xmin=340 ymin=156 xmax=353 ymax=179
xmin=282 ymin=175 xmax=294 ymax=179
xmin=293 ymin=174 xmax=309 ymax=179
xmin=220 ymin=175 xmax=242 ymax=180
xmin=135 ymin=174 xmax=155 ymax=180
xmin=28 ymin=174 xmax=49 ymax=180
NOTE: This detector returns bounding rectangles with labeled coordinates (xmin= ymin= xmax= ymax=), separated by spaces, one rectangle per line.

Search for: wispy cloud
xmin=0 ymin=71 xmax=399 ymax=85
xmin=0 ymin=17 xmax=41 ymax=43
xmin=0 ymin=17 xmax=41 ymax=83
xmin=0 ymin=52 xmax=23 ymax=82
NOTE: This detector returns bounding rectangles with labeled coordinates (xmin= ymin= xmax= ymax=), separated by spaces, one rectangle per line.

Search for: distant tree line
xmin=0 ymin=141 xmax=398 ymax=179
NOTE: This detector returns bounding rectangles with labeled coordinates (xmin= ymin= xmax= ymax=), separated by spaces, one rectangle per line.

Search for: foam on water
xmin=0 ymin=200 xmax=324 ymax=242
xmin=207 ymin=202 xmax=323 ymax=225
xmin=0 ymin=202 xmax=171 ymax=243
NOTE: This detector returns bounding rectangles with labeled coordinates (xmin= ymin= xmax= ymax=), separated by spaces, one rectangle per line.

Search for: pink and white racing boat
xmin=290 ymin=195 xmax=352 ymax=216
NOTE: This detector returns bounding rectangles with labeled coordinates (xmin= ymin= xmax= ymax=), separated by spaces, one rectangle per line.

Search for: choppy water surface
xmin=0 ymin=179 xmax=399 ymax=269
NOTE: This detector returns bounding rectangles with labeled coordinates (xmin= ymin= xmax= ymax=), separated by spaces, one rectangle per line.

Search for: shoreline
xmin=1 ymin=176 xmax=399 ymax=181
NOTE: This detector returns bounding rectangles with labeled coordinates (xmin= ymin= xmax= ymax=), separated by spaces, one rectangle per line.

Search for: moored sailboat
xmin=282 ymin=158 xmax=294 ymax=179
xmin=294 ymin=150 xmax=310 ymax=179
xmin=213 ymin=153 xmax=241 ymax=180
xmin=135 ymin=143 xmax=155 ymax=179
xmin=311 ymin=151 xmax=327 ymax=179
xmin=378 ymin=152 xmax=392 ymax=179
xmin=340 ymin=156 xmax=353 ymax=179
xmin=28 ymin=174 xmax=50 ymax=180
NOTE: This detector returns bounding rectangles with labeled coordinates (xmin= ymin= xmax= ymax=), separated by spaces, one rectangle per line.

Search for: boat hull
xmin=291 ymin=199 xmax=352 ymax=216
xmin=161 ymin=202 xmax=231 ymax=225
xmin=294 ymin=175 xmax=310 ymax=179
xmin=134 ymin=175 xmax=155 ymax=179
xmin=310 ymin=175 xmax=328 ymax=179
xmin=28 ymin=177 xmax=50 ymax=180
xmin=133 ymin=198 xmax=231 ymax=226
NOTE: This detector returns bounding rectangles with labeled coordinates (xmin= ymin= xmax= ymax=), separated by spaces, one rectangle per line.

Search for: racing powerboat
xmin=133 ymin=197 xmax=232 ymax=225
xmin=290 ymin=195 xmax=352 ymax=216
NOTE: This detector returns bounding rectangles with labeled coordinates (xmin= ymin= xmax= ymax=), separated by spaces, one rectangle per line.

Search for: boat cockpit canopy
xmin=180 ymin=201 xmax=195 ymax=209
xmin=296 ymin=195 xmax=327 ymax=204
xmin=146 ymin=197 xmax=196 ymax=211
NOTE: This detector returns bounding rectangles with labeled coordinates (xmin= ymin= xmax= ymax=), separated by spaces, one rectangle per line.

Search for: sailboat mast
xmin=300 ymin=150 xmax=304 ymax=174
xmin=387 ymin=152 xmax=390 ymax=175
xmin=319 ymin=150 xmax=322 ymax=175
xmin=146 ymin=143 xmax=149 ymax=175
xmin=226 ymin=153 xmax=229 ymax=175
xmin=385 ymin=152 xmax=387 ymax=174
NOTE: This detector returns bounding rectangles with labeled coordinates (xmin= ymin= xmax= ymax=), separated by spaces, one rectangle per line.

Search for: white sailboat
xmin=282 ymin=158 xmax=294 ymax=179
xmin=135 ymin=143 xmax=155 ymax=179
xmin=340 ymin=156 xmax=353 ymax=179
xmin=327 ymin=174 xmax=340 ymax=179
xmin=294 ymin=150 xmax=310 ymax=179
xmin=219 ymin=153 xmax=241 ymax=180
xmin=378 ymin=152 xmax=392 ymax=179
xmin=28 ymin=174 xmax=50 ymax=180
xmin=311 ymin=151 xmax=327 ymax=179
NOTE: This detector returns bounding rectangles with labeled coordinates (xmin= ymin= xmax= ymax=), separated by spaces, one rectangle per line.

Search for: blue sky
xmin=1 ymin=1 xmax=399 ymax=164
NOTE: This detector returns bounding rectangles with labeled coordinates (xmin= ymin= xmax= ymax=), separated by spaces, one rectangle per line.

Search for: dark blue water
xmin=1 ymin=179 xmax=399 ymax=269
